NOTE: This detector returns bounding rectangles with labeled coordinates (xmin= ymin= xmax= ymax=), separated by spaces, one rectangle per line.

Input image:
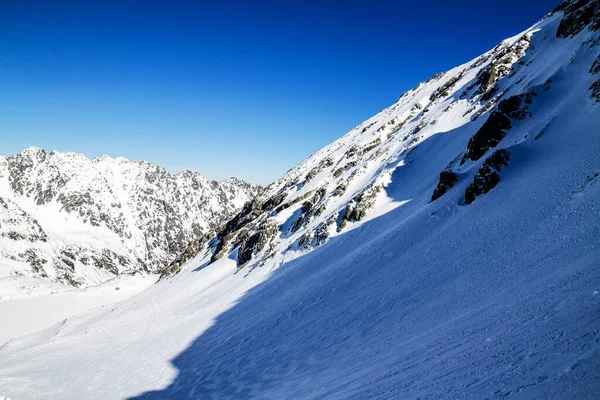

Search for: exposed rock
xmin=555 ymin=0 xmax=600 ymax=38
xmin=337 ymin=185 xmax=382 ymax=232
xmin=237 ymin=221 xmax=278 ymax=265
xmin=591 ymin=54 xmax=600 ymax=74
xmin=333 ymin=162 xmax=357 ymax=178
xmin=431 ymin=171 xmax=459 ymax=201
xmin=0 ymin=197 xmax=48 ymax=243
xmin=314 ymin=220 xmax=333 ymax=247
xmin=468 ymin=36 xmax=530 ymax=102
xmin=360 ymin=138 xmax=383 ymax=155
xmin=476 ymin=68 xmax=497 ymax=94
xmin=464 ymin=91 xmax=534 ymax=162
xmin=262 ymin=193 xmax=287 ymax=212
xmin=93 ymin=250 xmax=120 ymax=275
xmin=291 ymin=188 xmax=328 ymax=233
xmin=590 ymin=79 xmax=600 ymax=101
xmin=465 ymin=149 xmax=511 ymax=204
xmin=333 ymin=183 xmax=348 ymax=197
xmin=304 ymin=158 xmax=334 ymax=184
xmin=272 ymin=189 xmax=316 ymax=215
xmin=430 ymin=73 xmax=464 ymax=102
xmin=159 ymin=231 xmax=214 ymax=280
xmin=297 ymin=231 xmax=313 ymax=250
xmin=19 ymin=249 xmax=49 ymax=278
xmin=387 ymin=117 xmax=410 ymax=139
xmin=412 ymin=121 xmax=428 ymax=136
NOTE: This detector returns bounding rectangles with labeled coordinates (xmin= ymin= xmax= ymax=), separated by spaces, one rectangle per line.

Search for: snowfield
xmin=1 ymin=2 xmax=600 ymax=399
xmin=0 ymin=274 xmax=155 ymax=346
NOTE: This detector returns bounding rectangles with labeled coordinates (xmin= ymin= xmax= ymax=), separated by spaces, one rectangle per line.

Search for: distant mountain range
xmin=0 ymin=147 xmax=261 ymax=286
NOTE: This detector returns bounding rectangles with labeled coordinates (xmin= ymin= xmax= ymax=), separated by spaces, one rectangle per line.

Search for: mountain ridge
xmin=165 ymin=2 xmax=600 ymax=279
xmin=0 ymin=147 xmax=262 ymax=286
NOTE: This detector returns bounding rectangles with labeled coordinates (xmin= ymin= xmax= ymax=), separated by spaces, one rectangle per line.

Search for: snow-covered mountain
xmin=1 ymin=1 xmax=600 ymax=399
xmin=0 ymin=148 xmax=261 ymax=286
xmin=161 ymin=0 xmax=600 ymax=279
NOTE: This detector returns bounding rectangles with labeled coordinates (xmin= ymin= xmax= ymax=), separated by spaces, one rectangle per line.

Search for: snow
xmin=0 ymin=274 xmax=156 ymax=346
xmin=1 ymin=8 xmax=600 ymax=400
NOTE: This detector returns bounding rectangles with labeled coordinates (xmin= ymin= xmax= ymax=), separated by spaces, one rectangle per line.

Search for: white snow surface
xmin=1 ymin=8 xmax=600 ymax=399
xmin=0 ymin=273 xmax=155 ymax=346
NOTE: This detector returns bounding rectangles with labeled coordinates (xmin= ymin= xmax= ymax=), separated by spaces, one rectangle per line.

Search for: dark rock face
xmin=237 ymin=221 xmax=277 ymax=265
xmin=333 ymin=183 xmax=348 ymax=197
xmin=465 ymin=150 xmax=511 ymax=205
xmin=463 ymin=35 xmax=530 ymax=102
xmin=589 ymin=53 xmax=600 ymax=102
xmin=337 ymin=185 xmax=382 ymax=232
xmin=333 ymin=162 xmax=356 ymax=178
xmin=261 ymin=193 xmax=287 ymax=212
xmin=590 ymin=79 xmax=600 ymax=101
xmin=92 ymin=250 xmax=120 ymax=275
xmin=429 ymin=73 xmax=464 ymax=102
xmin=476 ymin=68 xmax=497 ymax=94
xmin=314 ymin=221 xmax=331 ymax=247
xmin=431 ymin=171 xmax=459 ymax=201
xmin=555 ymin=0 xmax=600 ymax=38
xmin=465 ymin=110 xmax=511 ymax=162
xmin=291 ymin=188 xmax=328 ymax=233
xmin=464 ymin=91 xmax=534 ymax=162
xmin=297 ymin=231 xmax=312 ymax=250
xmin=297 ymin=218 xmax=334 ymax=250
xmin=590 ymin=54 xmax=600 ymax=74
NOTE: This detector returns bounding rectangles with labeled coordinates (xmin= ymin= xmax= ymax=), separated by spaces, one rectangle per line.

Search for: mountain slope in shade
xmin=0 ymin=148 xmax=261 ymax=286
xmin=1 ymin=2 xmax=600 ymax=399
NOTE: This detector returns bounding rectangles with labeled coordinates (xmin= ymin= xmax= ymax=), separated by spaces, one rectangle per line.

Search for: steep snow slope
xmin=1 ymin=2 xmax=600 ymax=399
xmin=0 ymin=148 xmax=261 ymax=286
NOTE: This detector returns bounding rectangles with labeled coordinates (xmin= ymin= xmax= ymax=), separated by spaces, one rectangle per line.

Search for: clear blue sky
xmin=1 ymin=0 xmax=559 ymax=184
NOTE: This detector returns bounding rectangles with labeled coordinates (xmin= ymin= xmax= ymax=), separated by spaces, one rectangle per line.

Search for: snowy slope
xmin=0 ymin=148 xmax=261 ymax=286
xmin=1 ymin=1 xmax=600 ymax=399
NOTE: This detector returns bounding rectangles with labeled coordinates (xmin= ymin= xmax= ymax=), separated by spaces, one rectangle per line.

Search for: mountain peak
xmin=18 ymin=146 xmax=47 ymax=160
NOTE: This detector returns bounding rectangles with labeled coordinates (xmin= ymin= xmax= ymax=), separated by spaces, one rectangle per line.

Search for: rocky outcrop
xmin=555 ymin=0 xmax=600 ymax=38
xmin=431 ymin=171 xmax=459 ymax=202
xmin=465 ymin=150 xmax=511 ymax=204
xmin=338 ymin=185 xmax=382 ymax=232
xmin=463 ymin=91 xmax=534 ymax=162
xmin=429 ymin=73 xmax=464 ymax=102
xmin=590 ymin=79 xmax=600 ymax=101
xmin=291 ymin=188 xmax=328 ymax=233
xmin=237 ymin=221 xmax=278 ymax=265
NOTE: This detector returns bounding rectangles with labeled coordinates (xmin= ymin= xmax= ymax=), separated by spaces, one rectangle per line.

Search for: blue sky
xmin=1 ymin=0 xmax=559 ymax=184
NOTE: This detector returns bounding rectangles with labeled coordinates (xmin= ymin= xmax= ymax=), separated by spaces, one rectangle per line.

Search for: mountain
xmin=162 ymin=0 xmax=599 ymax=278
xmin=0 ymin=147 xmax=261 ymax=286
xmin=1 ymin=1 xmax=600 ymax=398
